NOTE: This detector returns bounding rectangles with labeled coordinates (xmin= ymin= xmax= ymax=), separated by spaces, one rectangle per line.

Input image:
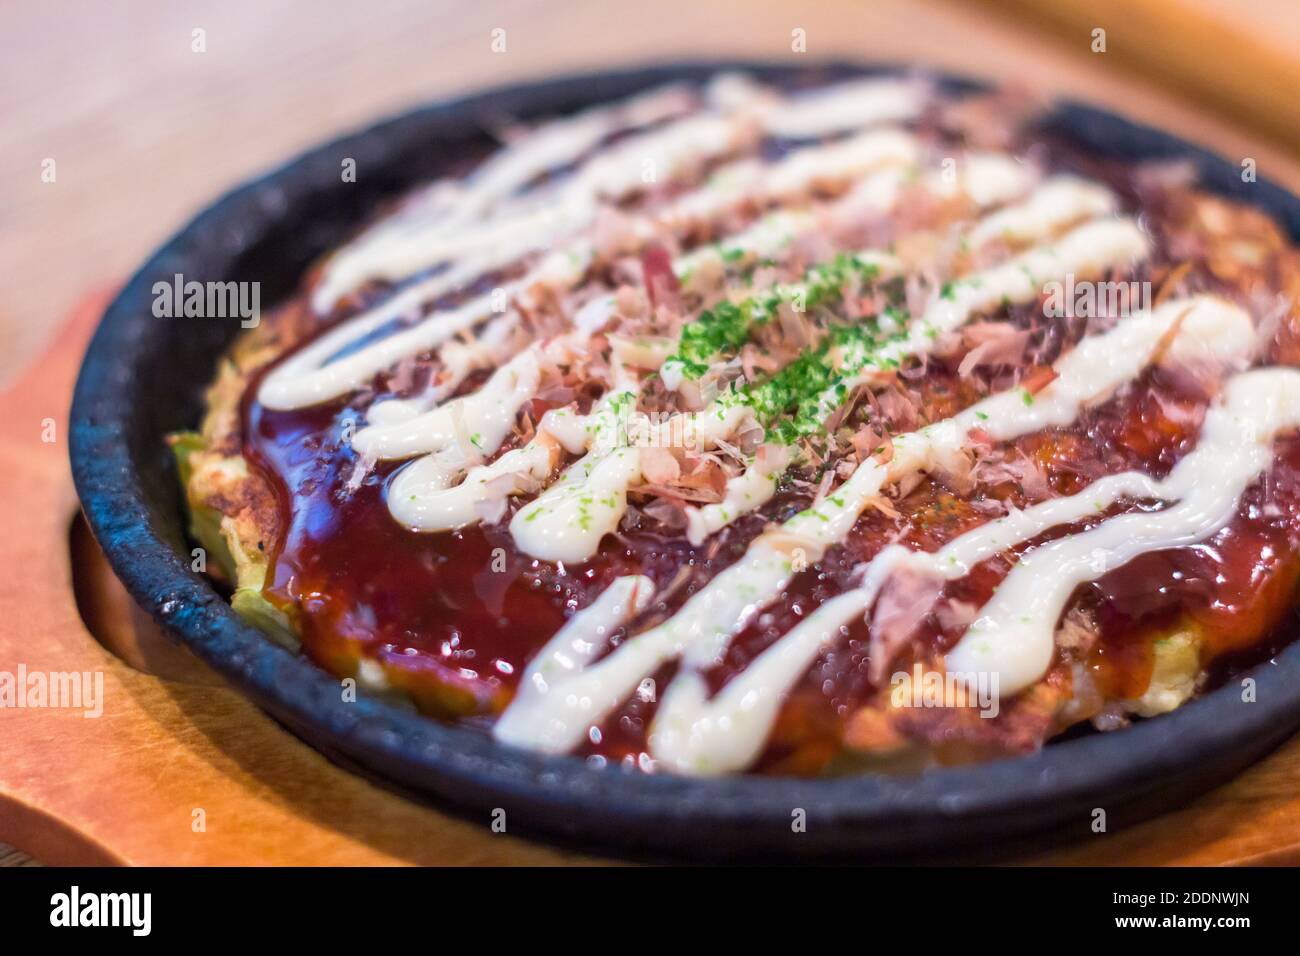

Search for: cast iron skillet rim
xmin=69 ymin=59 xmax=1300 ymax=852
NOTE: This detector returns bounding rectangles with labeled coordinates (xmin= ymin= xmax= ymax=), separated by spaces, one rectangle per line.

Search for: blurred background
xmin=0 ymin=0 xmax=1297 ymax=865
xmin=1 ymin=0 xmax=1298 ymax=385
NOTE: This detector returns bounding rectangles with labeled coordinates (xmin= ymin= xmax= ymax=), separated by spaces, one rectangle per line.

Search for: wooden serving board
xmin=0 ymin=294 xmax=1298 ymax=865
xmin=0 ymin=293 xmax=594 ymax=866
xmin=7 ymin=0 xmax=1300 ymax=386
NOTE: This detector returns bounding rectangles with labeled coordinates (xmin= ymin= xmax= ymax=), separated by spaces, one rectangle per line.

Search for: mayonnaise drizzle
xmin=352 ymin=347 xmax=542 ymax=460
xmin=259 ymin=284 xmax=521 ymax=411
xmin=682 ymin=211 xmax=1149 ymax=541
xmin=393 ymin=188 xmax=1141 ymax=556
xmin=650 ymin=550 xmax=903 ymax=774
xmin=312 ymin=84 xmax=698 ymax=309
xmin=495 ymin=296 xmax=1256 ymax=768
xmin=253 ymin=75 xmax=1289 ymax=774
xmin=945 ymin=365 xmax=1298 ymax=696
xmin=654 ymin=127 xmax=919 ymax=229
xmin=261 ymin=127 xmax=920 ymax=413
xmin=829 ymin=152 xmax=1035 ymax=223
xmin=293 ymin=80 xmax=937 ymax=402
xmin=652 ymin=298 xmax=1257 ymax=773
xmin=494 ymin=574 xmax=657 ymax=753
xmin=965 ymin=175 xmax=1115 ymax=247
xmin=543 ymin=196 xmax=1144 ymax=561
xmin=760 ymin=76 xmax=929 ymax=139
xmin=385 ymin=243 xmax=899 ymax=535
xmin=315 ymin=75 xmax=930 ymax=310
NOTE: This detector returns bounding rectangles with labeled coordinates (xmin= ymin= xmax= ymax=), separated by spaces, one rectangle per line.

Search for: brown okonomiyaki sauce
xmin=242 ymin=329 xmax=1300 ymax=774
xmin=234 ymin=125 xmax=1300 ymax=775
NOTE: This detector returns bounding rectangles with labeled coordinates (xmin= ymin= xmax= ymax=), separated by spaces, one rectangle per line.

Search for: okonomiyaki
xmin=172 ymin=72 xmax=1300 ymax=777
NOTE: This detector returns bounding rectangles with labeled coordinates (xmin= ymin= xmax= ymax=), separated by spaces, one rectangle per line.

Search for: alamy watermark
xmin=590 ymin=408 xmax=700 ymax=452
xmin=889 ymin=663 xmax=999 ymax=718
xmin=50 ymin=886 xmax=150 ymax=936
xmin=1043 ymin=273 xmax=1151 ymax=320
xmin=0 ymin=666 xmax=104 ymax=717
xmin=152 ymin=273 xmax=260 ymax=328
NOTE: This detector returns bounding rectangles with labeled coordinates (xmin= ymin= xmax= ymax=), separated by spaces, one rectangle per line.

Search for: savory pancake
xmin=174 ymin=72 xmax=1300 ymax=776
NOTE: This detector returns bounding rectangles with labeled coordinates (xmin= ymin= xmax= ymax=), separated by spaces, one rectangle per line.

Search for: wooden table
xmin=2 ymin=0 xmax=1299 ymax=865
xmin=3 ymin=0 xmax=1298 ymax=385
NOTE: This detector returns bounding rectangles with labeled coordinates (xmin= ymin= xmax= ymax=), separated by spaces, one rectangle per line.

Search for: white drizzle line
xmin=515 ymin=207 xmax=1144 ymax=562
xmin=427 ymin=312 xmax=522 ymax=404
xmin=495 ymin=295 xmax=1253 ymax=767
xmin=651 ymin=550 xmax=902 ymax=774
xmin=388 ymin=189 xmax=1142 ymax=556
xmin=499 ymin=386 xmax=643 ymax=563
xmin=686 ymin=179 xmax=1133 ymax=538
xmin=385 ymin=377 xmax=618 ymax=529
xmin=672 ymin=209 xmax=814 ymax=279
xmin=259 ymin=284 xmax=521 ymax=411
xmin=316 ymin=75 xmax=932 ymax=312
xmin=938 ymin=153 xmax=1037 ymax=207
xmin=906 ymin=217 xmax=1148 ymax=355
xmin=495 ymin=575 xmax=656 ymax=753
xmin=319 ymin=197 xmax=592 ymax=316
xmin=965 ymin=175 xmax=1115 ymax=248
xmin=352 ymin=347 xmax=542 ymax=460
xmin=382 ymin=241 xmax=899 ymax=534
xmin=307 ymin=111 xmax=744 ymax=324
xmin=508 ymin=248 xmax=903 ymax=564
xmin=685 ymin=458 xmax=787 ymax=546
xmin=312 ymin=83 xmax=698 ymax=309
xmin=683 ymin=211 xmax=1150 ymax=543
xmin=655 ymin=127 xmax=919 ymax=229
xmin=760 ymin=76 xmax=929 ymax=139
xmin=657 ymin=296 xmax=1257 ymax=773
xmin=828 ymin=152 xmax=1035 ymax=226
xmin=263 ymin=127 xmax=922 ymax=413
xmin=945 ymin=365 xmax=1296 ymax=696
xmin=701 ymin=72 xmax=930 ymax=137
xmin=759 ymin=128 xmax=919 ymax=198
xmin=564 ymin=113 xmax=745 ymax=200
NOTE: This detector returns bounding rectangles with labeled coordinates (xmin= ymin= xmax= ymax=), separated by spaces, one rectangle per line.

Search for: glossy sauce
xmin=244 ymin=338 xmax=1300 ymax=772
xmin=232 ymin=112 xmax=1300 ymax=773
xmin=243 ymin=369 xmax=768 ymax=719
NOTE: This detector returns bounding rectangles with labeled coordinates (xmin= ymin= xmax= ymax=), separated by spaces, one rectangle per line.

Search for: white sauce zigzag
xmin=384 ymin=142 xmax=1035 ymax=541
xmin=254 ymin=74 xmax=1292 ymax=774
xmin=313 ymin=75 xmax=930 ymax=311
xmin=261 ymin=126 xmax=922 ymax=414
xmin=526 ymin=191 xmax=1140 ymax=559
xmin=683 ymin=206 xmax=1146 ymax=542
xmin=499 ymin=574 xmax=658 ymax=755
xmin=311 ymin=83 xmax=699 ymax=310
xmin=384 ymin=235 xmax=899 ymax=534
xmin=496 ymin=296 xmax=1257 ymax=771
xmin=259 ymin=284 xmax=521 ymax=411
xmin=945 ymin=366 xmax=1298 ymax=696
xmin=650 ymin=297 xmax=1257 ymax=773
xmin=760 ymin=76 xmax=930 ymax=139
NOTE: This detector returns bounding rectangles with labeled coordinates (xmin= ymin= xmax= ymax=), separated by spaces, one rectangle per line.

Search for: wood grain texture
xmin=0 ymin=292 xmax=596 ymax=865
xmin=0 ymin=296 xmax=1297 ymax=866
xmin=3 ymin=0 xmax=1298 ymax=382
xmin=3 ymin=0 xmax=1300 ymax=866
xmin=984 ymin=0 xmax=1300 ymax=148
xmin=0 ymin=844 xmax=39 ymax=867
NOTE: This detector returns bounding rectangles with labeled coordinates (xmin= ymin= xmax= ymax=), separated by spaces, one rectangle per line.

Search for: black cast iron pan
xmin=69 ymin=61 xmax=1300 ymax=861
